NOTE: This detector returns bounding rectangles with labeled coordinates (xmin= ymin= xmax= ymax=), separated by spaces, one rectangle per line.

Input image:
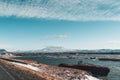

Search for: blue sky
xmin=0 ymin=0 xmax=120 ymax=50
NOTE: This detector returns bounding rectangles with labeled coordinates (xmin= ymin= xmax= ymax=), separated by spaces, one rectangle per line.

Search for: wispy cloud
xmin=107 ymin=40 xmax=120 ymax=44
xmin=42 ymin=34 xmax=68 ymax=40
xmin=0 ymin=0 xmax=120 ymax=21
xmin=54 ymin=34 xmax=68 ymax=39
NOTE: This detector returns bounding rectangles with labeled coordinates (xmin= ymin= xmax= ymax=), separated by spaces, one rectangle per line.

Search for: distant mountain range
xmin=15 ymin=47 xmax=120 ymax=53
xmin=40 ymin=47 xmax=75 ymax=52
xmin=77 ymin=49 xmax=120 ymax=53
xmin=13 ymin=47 xmax=75 ymax=53
xmin=1 ymin=47 xmax=120 ymax=53
xmin=37 ymin=47 xmax=120 ymax=53
xmin=39 ymin=47 xmax=120 ymax=53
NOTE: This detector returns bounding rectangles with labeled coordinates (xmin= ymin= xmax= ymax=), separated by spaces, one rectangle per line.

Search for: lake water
xmin=16 ymin=54 xmax=120 ymax=80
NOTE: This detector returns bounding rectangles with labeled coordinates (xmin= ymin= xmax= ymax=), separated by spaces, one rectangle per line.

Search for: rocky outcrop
xmin=99 ymin=58 xmax=120 ymax=61
xmin=59 ymin=63 xmax=110 ymax=77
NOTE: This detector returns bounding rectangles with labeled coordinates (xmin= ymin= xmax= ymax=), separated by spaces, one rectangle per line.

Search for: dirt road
xmin=0 ymin=62 xmax=15 ymax=80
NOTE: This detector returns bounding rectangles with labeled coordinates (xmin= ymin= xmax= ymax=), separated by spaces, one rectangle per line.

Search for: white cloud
xmin=54 ymin=34 xmax=68 ymax=39
xmin=0 ymin=0 xmax=120 ymax=21
xmin=42 ymin=34 xmax=68 ymax=40
xmin=107 ymin=40 xmax=120 ymax=44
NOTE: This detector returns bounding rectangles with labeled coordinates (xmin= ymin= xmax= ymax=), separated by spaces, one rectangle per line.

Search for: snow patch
xmin=11 ymin=62 xmax=100 ymax=80
xmin=12 ymin=62 xmax=41 ymax=71
xmin=85 ymin=75 xmax=100 ymax=80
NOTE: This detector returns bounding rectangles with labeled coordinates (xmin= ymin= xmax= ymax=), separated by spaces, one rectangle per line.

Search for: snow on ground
xmin=85 ymin=75 xmax=100 ymax=80
xmin=12 ymin=62 xmax=41 ymax=71
xmin=11 ymin=62 xmax=100 ymax=80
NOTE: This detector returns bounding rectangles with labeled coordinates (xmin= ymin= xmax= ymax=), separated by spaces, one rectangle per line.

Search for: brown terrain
xmin=0 ymin=58 xmax=99 ymax=80
xmin=0 ymin=58 xmax=61 ymax=80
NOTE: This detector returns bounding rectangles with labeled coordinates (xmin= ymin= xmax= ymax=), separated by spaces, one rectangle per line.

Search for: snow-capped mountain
xmin=40 ymin=46 xmax=75 ymax=52
xmin=13 ymin=47 xmax=120 ymax=53
xmin=77 ymin=49 xmax=120 ymax=53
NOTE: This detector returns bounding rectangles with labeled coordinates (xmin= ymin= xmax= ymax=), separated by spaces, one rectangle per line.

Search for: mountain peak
xmin=40 ymin=46 xmax=74 ymax=52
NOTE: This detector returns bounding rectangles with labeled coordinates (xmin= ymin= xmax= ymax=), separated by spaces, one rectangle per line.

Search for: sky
xmin=0 ymin=0 xmax=120 ymax=51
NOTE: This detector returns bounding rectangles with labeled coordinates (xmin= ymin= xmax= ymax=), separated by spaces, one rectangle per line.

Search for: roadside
xmin=0 ymin=58 xmax=100 ymax=80
xmin=0 ymin=62 xmax=16 ymax=80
